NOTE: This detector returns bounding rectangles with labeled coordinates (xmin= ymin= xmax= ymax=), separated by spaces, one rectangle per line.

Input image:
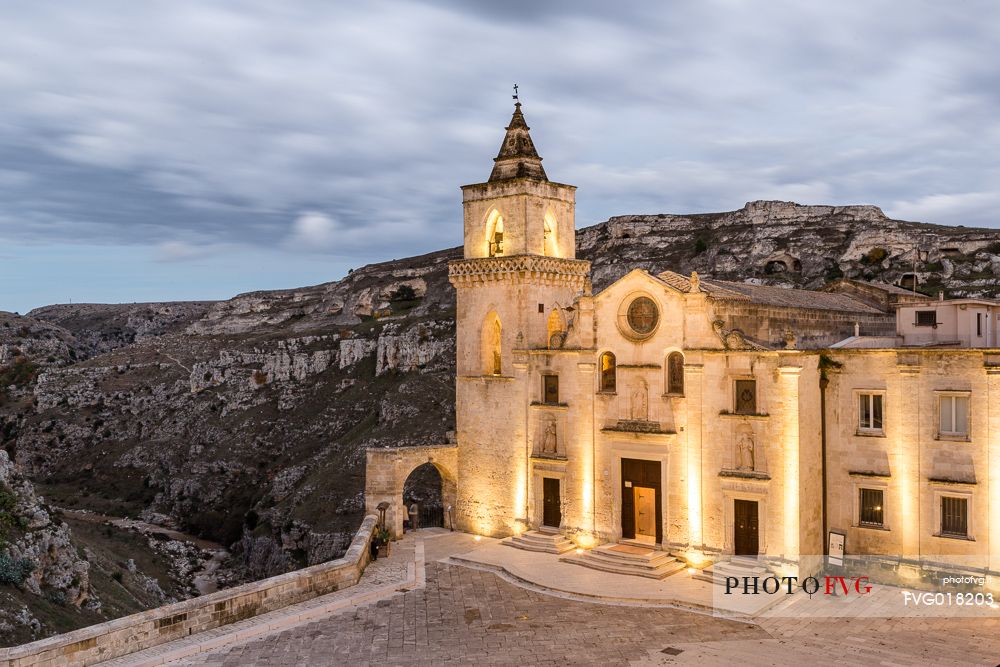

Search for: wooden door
xmin=620 ymin=459 xmax=662 ymax=544
xmin=634 ymin=487 xmax=656 ymax=541
xmin=543 ymin=478 xmax=561 ymax=527
xmin=734 ymin=499 xmax=759 ymax=556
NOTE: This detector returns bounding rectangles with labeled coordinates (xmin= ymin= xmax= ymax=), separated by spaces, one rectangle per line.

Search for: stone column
xmin=577 ymin=360 xmax=597 ymax=545
xmin=987 ymin=364 xmax=1000 ymax=577
xmin=683 ymin=361 xmax=704 ymax=562
xmin=776 ymin=364 xmax=802 ymax=561
xmin=895 ymin=355 xmax=921 ymax=561
xmin=513 ymin=351 xmax=530 ymax=530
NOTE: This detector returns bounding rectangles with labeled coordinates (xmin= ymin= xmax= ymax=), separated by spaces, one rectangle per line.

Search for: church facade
xmin=368 ymin=103 xmax=1000 ymax=582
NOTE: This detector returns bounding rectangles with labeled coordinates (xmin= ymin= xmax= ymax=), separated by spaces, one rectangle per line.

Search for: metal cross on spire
xmin=512 ymin=83 xmax=519 ymax=103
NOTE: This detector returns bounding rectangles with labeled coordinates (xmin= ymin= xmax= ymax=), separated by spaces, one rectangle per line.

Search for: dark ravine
xmin=1 ymin=200 xmax=999 ymax=643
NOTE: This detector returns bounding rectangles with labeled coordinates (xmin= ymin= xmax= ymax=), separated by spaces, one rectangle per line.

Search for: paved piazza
xmin=146 ymin=532 xmax=1000 ymax=667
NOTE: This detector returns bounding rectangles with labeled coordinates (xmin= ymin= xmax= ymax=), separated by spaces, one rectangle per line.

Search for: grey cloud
xmin=1 ymin=0 xmax=999 ymax=276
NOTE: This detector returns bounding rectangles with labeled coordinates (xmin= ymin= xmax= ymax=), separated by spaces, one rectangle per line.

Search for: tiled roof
xmin=656 ymin=271 xmax=883 ymax=314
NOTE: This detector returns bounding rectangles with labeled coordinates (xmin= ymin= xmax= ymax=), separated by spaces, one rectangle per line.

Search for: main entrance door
xmin=621 ymin=459 xmax=662 ymax=544
xmin=734 ymin=499 xmax=759 ymax=556
xmin=543 ymin=478 xmax=561 ymax=528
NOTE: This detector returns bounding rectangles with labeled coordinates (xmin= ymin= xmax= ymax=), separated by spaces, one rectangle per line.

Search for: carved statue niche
xmin=735 ymin=426 xmax=756 ymax=471
xmin=540 ymin=418 xmax=559 ymax=456
xmin=629 ymin=379 xmax=649 ymax=422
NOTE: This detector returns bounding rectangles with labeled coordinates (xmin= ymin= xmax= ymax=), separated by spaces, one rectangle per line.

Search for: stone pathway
xmin=107 ymin=532 xmax=1000 ymax=666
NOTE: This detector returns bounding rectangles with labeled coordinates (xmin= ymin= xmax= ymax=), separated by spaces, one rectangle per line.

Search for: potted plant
xmin=374 ymin=527 xmax=392 ymax=558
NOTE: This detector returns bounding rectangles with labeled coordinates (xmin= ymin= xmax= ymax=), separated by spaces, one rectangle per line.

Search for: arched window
xmin=543 ymin=212 xmax=558 ymax=257
xmin=666 ymin=351 xmax=684 ymax=395
xmin=486 ymin=210 xmax=505 ymax=257
xmin=599 ymin=352 xmax=616 ymax=393
xmin=482 ymin=311 xmax=502 ymax=375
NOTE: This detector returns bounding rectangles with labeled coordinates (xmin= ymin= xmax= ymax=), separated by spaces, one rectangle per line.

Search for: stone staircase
xmin=559 ymin=542 xmax=686 ymax=579
xmin=693 ymin=556 xmax=771 ymax=586
xmin=502 ymin=529 xmax=575 ymax=554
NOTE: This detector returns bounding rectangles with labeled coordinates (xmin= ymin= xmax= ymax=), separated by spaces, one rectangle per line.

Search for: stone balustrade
xmin=1 ymin=514 xmax=378 ymax=667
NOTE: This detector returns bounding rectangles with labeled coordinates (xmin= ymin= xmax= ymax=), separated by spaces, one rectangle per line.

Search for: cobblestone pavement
xmin=158 ymin=533 xmax=1000 ymax=667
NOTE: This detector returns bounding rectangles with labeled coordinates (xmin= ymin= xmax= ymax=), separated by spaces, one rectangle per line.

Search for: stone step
xmin=559 ymin=542 xmax=686 ymax=580
xmin=560 ymin=551 xmax=686 ymax=579
xmin=590 ymin=543 xmax=675 ymax=564
xmin=693 ymin=557 xmax=772 ymax=585
xmin=581 ymin=551 xmax=679 ymax=572
xmin=502 ymin=530 xmax=575 ymax=554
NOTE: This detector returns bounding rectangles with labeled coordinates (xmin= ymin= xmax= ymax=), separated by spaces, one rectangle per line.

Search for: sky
xmin=1 ymin=1 xmax=999 ymax=314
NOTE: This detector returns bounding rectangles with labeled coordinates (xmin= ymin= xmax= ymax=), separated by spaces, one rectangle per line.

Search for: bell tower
xmin=449 ymin=100 xmax=591 ymax=537
xmin=461 ymin=102 xmax=577 ymax=260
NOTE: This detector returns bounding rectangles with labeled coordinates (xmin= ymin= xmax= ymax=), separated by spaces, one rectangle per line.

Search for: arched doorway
xmin=402 ymin=462 xmax=445 ymax=530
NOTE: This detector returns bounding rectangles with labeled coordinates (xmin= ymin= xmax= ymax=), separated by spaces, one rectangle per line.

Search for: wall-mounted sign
xmin=828 ymin=530 xmax=846 ymax=567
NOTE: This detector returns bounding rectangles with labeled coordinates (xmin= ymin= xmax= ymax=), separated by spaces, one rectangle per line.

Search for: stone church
xmin=368 ymin=102 xmax=1000 ymax=583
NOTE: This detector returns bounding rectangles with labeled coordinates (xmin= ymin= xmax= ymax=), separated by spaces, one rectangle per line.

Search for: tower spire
xmin=489 ymin=94 xmax=547 ymax=182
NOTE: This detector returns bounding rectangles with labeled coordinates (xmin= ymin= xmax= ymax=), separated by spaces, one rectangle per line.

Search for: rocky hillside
xmin=581 ymin=201 xmax=1000 ymax=296
xmin=1 ymin=200 xmax=999 ymax=641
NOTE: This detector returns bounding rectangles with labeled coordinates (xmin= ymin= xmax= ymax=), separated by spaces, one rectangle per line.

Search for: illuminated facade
xmin=369 ymin=102 xmax=1000 ymax=579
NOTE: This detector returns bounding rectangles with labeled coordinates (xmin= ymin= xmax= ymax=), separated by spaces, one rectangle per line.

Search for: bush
xmin=863 ymin=247 xmax=888 ymax=265
xmin=0 ymin=553 xmax=34 ymax=586
xmin=389 ymin=284 xmax=418 ymax=302
xmin=693 ymin=237 xmax=708 ymax=255
xmin=0 ymin=357 xmax=38 ymax=389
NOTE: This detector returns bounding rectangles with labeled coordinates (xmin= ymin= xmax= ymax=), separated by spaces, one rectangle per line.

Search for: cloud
xmin=888 ymin=192 xmax=1000 ymax=227
xmin=0 ymin=1 xmax=998 ymax=308
xmin=287 ymin=212 xmax=339 ymax=251
xmin=154 ymin=241 xmax=214 ymax=263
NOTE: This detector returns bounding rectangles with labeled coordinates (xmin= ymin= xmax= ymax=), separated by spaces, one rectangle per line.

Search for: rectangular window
xmin=858 ymin=393 xmax=884 ymax=432
xmin=941 ymin=497 xmax=968 ymax=537
xmin=734 ymin=379 xmax=757 ymax=415
xmin=938 ymin=395 xmax=970 ymax=437
xmin=977 ymin=313 xmax=983 ymax=337
xmin=859 ymin=488 xmax=884 ymax=527
xmin=543 ymin=375 xmax=559 ymax=404
xmin=915 ymin=310 xmax=937 ymax=327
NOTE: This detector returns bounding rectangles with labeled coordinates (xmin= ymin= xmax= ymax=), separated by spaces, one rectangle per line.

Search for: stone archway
xmin=365 ymin=445 xmax=458 ymax=538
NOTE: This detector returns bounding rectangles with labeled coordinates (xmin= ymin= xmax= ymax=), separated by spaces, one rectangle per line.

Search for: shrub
xmin=389 ymin=284 xmax=418 ymax=302
xmin=0 ymin=553 xmax=34 ymax=586
xmin=693 ymin=237 xmax=708 ymax=255
xmin=863 ymin=247 xmax=888 ymax=264
xmin=0 ymin=357 xmax=38 ymax=389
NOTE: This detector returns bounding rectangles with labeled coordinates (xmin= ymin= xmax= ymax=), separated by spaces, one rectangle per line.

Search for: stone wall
xmin=0 ymin=515 xmax=378 ymax=667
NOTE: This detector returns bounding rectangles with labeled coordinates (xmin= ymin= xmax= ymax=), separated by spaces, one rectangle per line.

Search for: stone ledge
xmin=1 ymin=515 xmax=379 ymax=667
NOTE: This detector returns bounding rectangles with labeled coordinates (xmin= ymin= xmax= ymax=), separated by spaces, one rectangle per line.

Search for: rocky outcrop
xmin=578 ymin=201 xmax=1000 ymax=298
xmin=26 ymin=302 xmax=214 ymax=357
xmin=376 ymin=322 xmax=453 ymax=376
xmin=0 ymin=451 xmax=95 ymax=610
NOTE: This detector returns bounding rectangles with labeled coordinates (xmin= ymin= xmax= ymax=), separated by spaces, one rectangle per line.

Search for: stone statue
xmin=542 ymin=420 xmax=558 ymax=455
xmin=630 ymin=382 xmax=648 ymax=421
xmin=737 ymin=431 xmax=756 ymax=471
